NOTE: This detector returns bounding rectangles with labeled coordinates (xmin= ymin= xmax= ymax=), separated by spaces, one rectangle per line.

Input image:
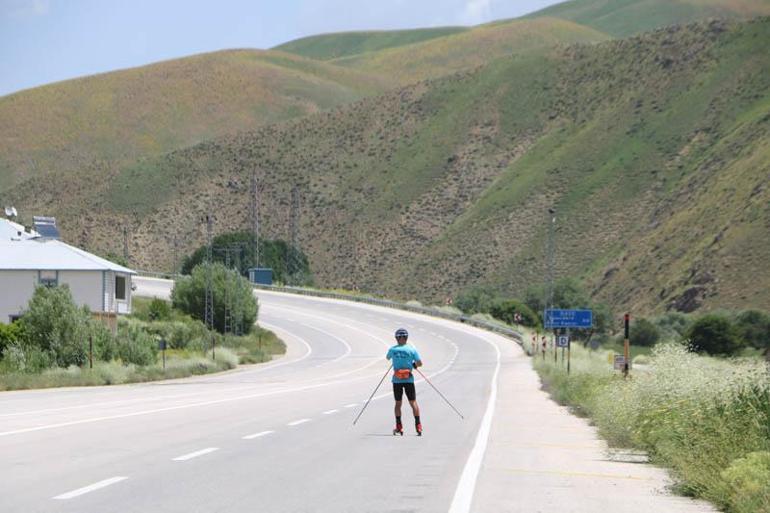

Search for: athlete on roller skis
xmin=387 ymin=328 xmax=423 ymax=436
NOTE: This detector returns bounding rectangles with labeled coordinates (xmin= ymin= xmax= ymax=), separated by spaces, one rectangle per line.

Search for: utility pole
xmin=287 ymin=185 xmax=300 ymax=285
xmin=123 ymin=226 xmax=129 ymax=264
xmin=249 ymin=171 xmax=260 ymax=271
xmin=204 ymin=214 xmax=215 ymax=359
xmin=544 ymin=208 xmax=556 ymax=352
xmin=172 ymin=235 xmax=179 ymax=276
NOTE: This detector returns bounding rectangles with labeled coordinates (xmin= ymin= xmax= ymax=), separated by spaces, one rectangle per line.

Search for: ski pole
xmin=352 ymin=364 xmax=392 ymax=426
xmin=415 ymin=367 xmax=464 ymax=420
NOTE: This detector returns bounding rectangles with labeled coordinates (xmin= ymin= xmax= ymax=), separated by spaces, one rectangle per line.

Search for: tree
xmin=171 ymin=263 xmax=258 ymax=334
xmin=686 ymin=314 xmax=743 ymax=356
xmin=180 ymin=231 xmax=313 ymax=285
xmin=630 ymin=318 xmax=660 ymax=347
xmin=455 ymin=285 xmax=500 ymax=315
xmin=490 ymin=299 xmax=539 ymax=327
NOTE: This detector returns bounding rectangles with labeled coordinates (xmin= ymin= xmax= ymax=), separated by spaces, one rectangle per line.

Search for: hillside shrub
xmin=687 ymin=314 xmax=743 ymax=356
xmin=490 ymin=299 xmax=539 ymax=327
xmin=171 ymin=263 xmax=258 ymax=334
xmin=630 ymin=318 xmax=660 ymax=347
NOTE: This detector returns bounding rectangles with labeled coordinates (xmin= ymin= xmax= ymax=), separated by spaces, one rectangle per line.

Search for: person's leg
xmin=393 ymin=383 xmax=404 ymax=429
xmin=408 ymin=399 xmax=420 ymax=418
xmin=405 ymin=384 xmax=421 ymax=432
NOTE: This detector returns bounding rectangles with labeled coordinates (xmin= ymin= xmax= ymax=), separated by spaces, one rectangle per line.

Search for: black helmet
xmin=395 ymin=328 xmax=409 ymax=339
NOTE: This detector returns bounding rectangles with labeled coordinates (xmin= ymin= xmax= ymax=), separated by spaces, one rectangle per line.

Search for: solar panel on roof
xmin=33 ymin=216 xmax=60 ymax=240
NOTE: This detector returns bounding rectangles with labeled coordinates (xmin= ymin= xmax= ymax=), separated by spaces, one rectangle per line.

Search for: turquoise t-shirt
xmin=387 ymin=344 xmax=421 ymax=383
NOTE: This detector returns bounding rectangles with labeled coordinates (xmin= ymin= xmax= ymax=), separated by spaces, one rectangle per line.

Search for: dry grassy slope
xmin=525 ymin=0 xmax=770 ymax=36
xmin=329 ymin=17 xmax=610 ymax=84
xmin=0 ymin=49 xmax=389 ymax=188
xmin=8 ymin=18 xmax=770 ymax=315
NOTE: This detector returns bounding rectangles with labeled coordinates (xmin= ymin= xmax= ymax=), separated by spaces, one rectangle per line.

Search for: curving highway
xmin=0 ymin=277 xmax=715 ymax=512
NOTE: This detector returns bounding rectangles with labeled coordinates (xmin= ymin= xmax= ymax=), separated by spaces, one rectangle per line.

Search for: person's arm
xmin=386 ymin=348 xmax=392 ymax=361
xmin=413 ymin=359 xmax=423 ymax=369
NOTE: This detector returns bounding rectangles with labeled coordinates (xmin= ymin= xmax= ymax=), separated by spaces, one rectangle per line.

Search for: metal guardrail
xmin=135 ymin=271 xmax=523 ymax=346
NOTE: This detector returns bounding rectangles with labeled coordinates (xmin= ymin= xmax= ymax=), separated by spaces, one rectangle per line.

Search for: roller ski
xmin=393 ymin=423 xmax=404 ymax=436
xmin=416 ymin=423 xmax=423 ymax=436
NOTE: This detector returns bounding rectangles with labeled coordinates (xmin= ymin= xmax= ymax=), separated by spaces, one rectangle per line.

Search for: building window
xmin=39 ymin=270 xmax=58 ymax=287
xmin=115 ymin=275 xmax=126 ymax=300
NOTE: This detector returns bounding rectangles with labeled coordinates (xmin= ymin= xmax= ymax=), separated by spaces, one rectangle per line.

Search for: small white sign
xmin=556 ymin=335 xmax=570 ymax=348
xmin=613 ymin=354 xmax=626 ymax=370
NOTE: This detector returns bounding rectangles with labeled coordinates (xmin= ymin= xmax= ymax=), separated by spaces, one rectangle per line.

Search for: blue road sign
xmin=545 ymin=309 xmax=593 ymax=329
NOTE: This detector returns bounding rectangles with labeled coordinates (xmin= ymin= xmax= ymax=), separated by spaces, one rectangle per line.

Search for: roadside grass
xmin=533 ymin=342 xmax=770 ymax=513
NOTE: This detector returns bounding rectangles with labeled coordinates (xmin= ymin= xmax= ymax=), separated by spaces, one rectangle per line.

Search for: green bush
xmin=654 ymin=312 xmax=691 ymax=341
xmin=721 ymin=451 xmax=770 ymax=513
xmin=147 ymin=298 xmax=172 ymax=321
xmin=490 ymin=299 xmax=539 ymax=327
xmin=0 ymin=321 xmax=24 ymax=359
xmin=455 ymin=285 xmax=500 ymax=315
xmin=19 ymin=285 xmax=92 ymax=367
xmin=171 ymin=263 xmax=258 ymax=335
xmin=735 ymin=310 xmax=770 ymax=354
xmin=630 ymin=318 xmax=660 ymax=347
xmin=115 ymin=320 xmax=158 ymax=366
xmin=687 ymin=314 xmax=743 ymax=356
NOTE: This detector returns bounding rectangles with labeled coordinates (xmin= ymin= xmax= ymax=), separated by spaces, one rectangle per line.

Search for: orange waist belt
xmin=393 ymin=369 xmax=412 ymax=380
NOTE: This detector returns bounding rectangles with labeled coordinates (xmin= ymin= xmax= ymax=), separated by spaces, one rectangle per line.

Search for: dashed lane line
xmin=172 ymin=448 xmax=219 ymax=461
xmin=287 ymin=418 xmax=311 ymax=426
xmin=53 ymin=476 xmax=128 ymax=500
xmin=242 ymin=430 xmax=274 ymax=440
xmin=323 ymin=409 xmax=339 ymax=414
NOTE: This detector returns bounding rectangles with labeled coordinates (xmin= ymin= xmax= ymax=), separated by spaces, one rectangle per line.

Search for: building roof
xmin=0 ymin=238 xmax=135 ymax=274
xmin=0 ymin=218 xmax=38 ymax=240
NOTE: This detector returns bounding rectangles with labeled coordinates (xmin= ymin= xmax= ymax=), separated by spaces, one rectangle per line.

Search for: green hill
xmin=9 ymin=18 xmax=768 ymax=316
xmin=329 ymin=17 xmax=610 ymax=83
xmin=0 ymin=49 xmax=388 ymax=188
xmin=526 ymin=0 xmax=770 ymax=36
xmin=273 ymin=26 xmax=468 ymax=60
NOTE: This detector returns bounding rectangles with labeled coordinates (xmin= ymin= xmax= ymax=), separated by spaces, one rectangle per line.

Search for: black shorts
xmin=393 ymin=382 xmax=416 ymax=401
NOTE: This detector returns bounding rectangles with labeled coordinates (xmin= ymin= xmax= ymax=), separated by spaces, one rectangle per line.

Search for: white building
xmin=0 ymin=223 xmax=135 ymax=326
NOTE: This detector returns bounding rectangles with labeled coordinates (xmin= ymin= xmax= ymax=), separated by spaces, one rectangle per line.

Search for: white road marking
xmin=323 ymin=409 xmax=339 ymax=414
xmin=172 ymin=447 xmax=219 ymax=461
xmin=344 ymin=403 xmax=358 ymax=408
xmin=53 ymin=476 xmax=128 ymax=500
xmin=242 ymin=430 xmax=274 ymax=440
xmin=448 ymin=334 xmax=502 ymax=513
xmin=287 ymin=418 xmax=311 ymax=426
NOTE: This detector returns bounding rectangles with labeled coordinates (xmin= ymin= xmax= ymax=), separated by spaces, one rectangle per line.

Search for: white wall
xmin=59 ymin=271 xmax=103 ymax=313
xmin=0 ymin=270 xmax=37 ymax=323
xmin=0 ymin=270 xmax=131 ymax=323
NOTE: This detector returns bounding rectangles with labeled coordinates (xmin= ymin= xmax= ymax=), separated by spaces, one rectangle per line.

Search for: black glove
xmin=412 ymin=362 xmax=417 ymax=369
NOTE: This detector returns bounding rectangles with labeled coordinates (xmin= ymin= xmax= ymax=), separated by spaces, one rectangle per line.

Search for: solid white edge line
xmin=172 ymin=447 xmax=219 ymax=461
xmin=448 ymin=337 xmax=501 ymax=513
xmin=287 ymin=418 xmax=311 ymax=426
xmin=53 ymin=476 xmax=128 ymax=500
xmin=242 ymin=430 xmax=274 ymax=440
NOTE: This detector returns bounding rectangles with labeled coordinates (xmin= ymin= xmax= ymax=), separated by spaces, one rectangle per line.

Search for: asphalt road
xmin=0 ymin=278 xmax=715 ymax=513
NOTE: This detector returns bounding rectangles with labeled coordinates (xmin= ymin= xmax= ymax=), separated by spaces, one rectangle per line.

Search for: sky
xmin=0 ymin=0 xmax=563 ymax=97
